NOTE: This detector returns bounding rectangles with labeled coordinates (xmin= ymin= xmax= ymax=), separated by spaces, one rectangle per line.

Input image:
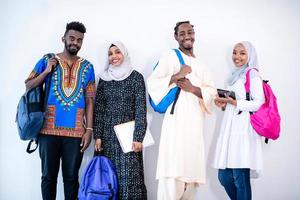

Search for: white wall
xmin=1 ymin=0 xmax=300 ymax=199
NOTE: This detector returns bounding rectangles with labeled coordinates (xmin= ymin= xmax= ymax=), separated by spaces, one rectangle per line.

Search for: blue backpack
xmin=16 ymin=53 xmax=54 ymax=153
xmin=16 ymin=87 xmax=45 ymax=153
xmin=78 ymin=155 xmax=119 ymax=200
xmin=149 ymin=49 xmax=185 ymax=114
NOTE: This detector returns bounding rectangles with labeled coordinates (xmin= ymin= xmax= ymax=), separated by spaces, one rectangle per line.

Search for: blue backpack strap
xmin=173 ymin=49 xmax=185 ymax=65
xmin=169 ymin=49 xmax=185 ymax=114
xmin=153 ymin=49 xmax=184 ymax=70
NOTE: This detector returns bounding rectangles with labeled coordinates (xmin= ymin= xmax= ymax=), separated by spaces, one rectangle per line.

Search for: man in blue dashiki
xmin=25 ymin=21 xmax=95 ymax=200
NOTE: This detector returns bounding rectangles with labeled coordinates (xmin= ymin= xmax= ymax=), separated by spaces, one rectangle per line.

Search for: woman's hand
xmin=226 ymin=97 xmax=237 ymax=106
xmin=94 ymin=138 xmax=103 ymax=152
xmin=132 ymin=142 xmax=143 ymax=152
xmin=214 ymin=96 xmax=227 ymax=108
xmin=215 ymin=96 xmax=237 ymax=107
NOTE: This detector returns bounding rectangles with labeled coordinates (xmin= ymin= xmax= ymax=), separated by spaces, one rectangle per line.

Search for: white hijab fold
xmin=100 ymin=41 xmax=133 ymax=81
xmin=228 ymin=41 xmax=260 ymax=86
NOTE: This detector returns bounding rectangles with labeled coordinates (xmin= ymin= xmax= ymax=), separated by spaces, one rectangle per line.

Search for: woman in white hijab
xmin=93 ymin=41 xmax=148 ymax=199
xmin=213 ymin=41 xmax=265 ymax=200
xmin=99 ymin=41 xmax=134 ymax=81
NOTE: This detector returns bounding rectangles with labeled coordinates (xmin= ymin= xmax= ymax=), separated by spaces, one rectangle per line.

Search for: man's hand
xmin=45 ymin=58 xmax=58 ymax=74
xmin=170 ymin=65 xmax=192 ymax=85
xmin=177 ymin=78 xmax=194 ymax=92
xmin=25 ymin=57 xmax=58 ymax=90
xmin=82 ymin=97 xmax=94 ymax=152
xmin=80 ymin=130 xmax=92 ymax=153
xmin=175 ymin=65 xmax=192 ymax=80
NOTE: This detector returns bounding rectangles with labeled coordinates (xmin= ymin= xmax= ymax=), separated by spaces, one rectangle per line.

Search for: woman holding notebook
xmin=213 ymin=41 xmax=265 ymax=200
xmin=93 ymin=41 xmax=147 ymax=199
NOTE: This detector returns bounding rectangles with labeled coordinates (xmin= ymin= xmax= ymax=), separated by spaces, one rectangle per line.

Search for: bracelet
xmin=86 ymin=127 xmax=93 ymax=131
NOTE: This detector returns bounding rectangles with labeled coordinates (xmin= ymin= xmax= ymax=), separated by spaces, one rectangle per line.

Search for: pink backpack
xmin=245 ymin=68 xmax=281 ymax=143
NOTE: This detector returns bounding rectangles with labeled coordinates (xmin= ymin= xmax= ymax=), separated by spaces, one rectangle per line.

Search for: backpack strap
xmin=173 ymin=49 xmax=185 ymax=65
xmin=244 ymin=68 xmax=259 ymax=100
xmin=238 ymin=68 xmax=258 ymax=114
xmin=43 ymin=53 xmax=56 ymax=109
xmin=170 ymin=49 xmax=185 ymax=114
xmin=108 ymin=183 xmax=113 ymax=200
xmin=244 ymin=68 xmax=269 ymax=144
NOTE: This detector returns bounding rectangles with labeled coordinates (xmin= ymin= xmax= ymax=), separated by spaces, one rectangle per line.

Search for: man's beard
xmin=180 ymin=46 xmax=193 ymax=51
xmin=65 ymin=42 xmax=80 ymax=55
xmin=183 ymin=46 xmax=193 ymax=51
xmin=181 ymin=40 xmax=194 ymax=51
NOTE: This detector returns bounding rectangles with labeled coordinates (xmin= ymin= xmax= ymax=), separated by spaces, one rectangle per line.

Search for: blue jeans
xmin=218 ymin=168 xmax=252 ymax=200
xmin=39 ymin=135 xmax=83 ymax=200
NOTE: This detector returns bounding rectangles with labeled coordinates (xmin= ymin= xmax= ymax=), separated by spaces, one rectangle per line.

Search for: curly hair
xmin=65 ymin=21 xmax=86 ymax=35
xmin=174 ymin=21 xmax=194 ymax=35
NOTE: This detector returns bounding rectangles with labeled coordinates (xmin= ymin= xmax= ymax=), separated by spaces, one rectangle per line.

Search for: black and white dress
xmin=93 ymin=70 xmax=147 ymax=199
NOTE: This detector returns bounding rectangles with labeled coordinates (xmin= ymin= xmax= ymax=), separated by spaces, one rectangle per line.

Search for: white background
xmin=1 ymin=0 xmax=299 ymax=199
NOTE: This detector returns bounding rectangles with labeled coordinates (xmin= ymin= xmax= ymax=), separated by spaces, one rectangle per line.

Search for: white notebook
xmin=113 ymin=121 xmax=155 ymax=153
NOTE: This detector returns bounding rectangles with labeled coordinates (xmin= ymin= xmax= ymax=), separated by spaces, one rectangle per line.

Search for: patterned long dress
xmin=93 ymin=70 xmax=147 ymax=200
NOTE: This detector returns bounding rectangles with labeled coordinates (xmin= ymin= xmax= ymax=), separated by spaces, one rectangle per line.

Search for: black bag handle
xmin=26 ymin=140 xmax=38 ymax=154
xmin=170 ymin=88 xmax=181 ymax=114
xmin=93 ymin=150 xmax=104 ymax=157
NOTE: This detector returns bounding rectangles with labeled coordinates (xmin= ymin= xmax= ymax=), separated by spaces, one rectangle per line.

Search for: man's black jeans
xmin=39 ymin=134 xmax=83 ymax=200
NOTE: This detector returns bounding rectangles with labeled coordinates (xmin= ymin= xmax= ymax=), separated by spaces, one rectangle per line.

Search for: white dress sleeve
xmin=236 ymin=76 xmax=265 ymax=112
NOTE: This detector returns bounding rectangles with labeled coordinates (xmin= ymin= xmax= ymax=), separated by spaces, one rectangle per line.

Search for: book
xmin=113 ymin=121 xmax=155 ymax=153
xmin=217 ymin=89 xmax=236 ymax=100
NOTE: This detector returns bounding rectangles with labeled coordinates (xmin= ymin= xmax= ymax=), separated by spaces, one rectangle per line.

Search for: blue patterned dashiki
xmin=26 ymin=54 xmax=96 ymax=138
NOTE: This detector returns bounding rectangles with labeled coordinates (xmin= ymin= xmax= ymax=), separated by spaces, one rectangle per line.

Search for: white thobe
xmin=147 ymin=49 xmax=216 ymax=184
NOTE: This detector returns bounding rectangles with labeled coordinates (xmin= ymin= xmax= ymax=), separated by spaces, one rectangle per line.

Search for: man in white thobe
xmin=147 ymin=21 xmax=216 ymax=200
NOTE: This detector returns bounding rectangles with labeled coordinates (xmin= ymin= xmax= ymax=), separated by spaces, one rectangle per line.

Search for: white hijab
xmin=228 ymin=41 xmax=260 ymax=86
xmin=100 ymin=41 xmax=133 ymax=81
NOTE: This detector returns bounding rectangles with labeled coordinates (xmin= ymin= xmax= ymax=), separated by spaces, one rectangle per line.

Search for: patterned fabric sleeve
xmin=93 ymin=79 xmax=104 ymax=139
xmin=25 ymin=57 xmax=47 ymax=83
xmin=84 ymin=63 xmax=96 ymax=98
xmin=133 ymin=73 xmax=147 ymax=142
